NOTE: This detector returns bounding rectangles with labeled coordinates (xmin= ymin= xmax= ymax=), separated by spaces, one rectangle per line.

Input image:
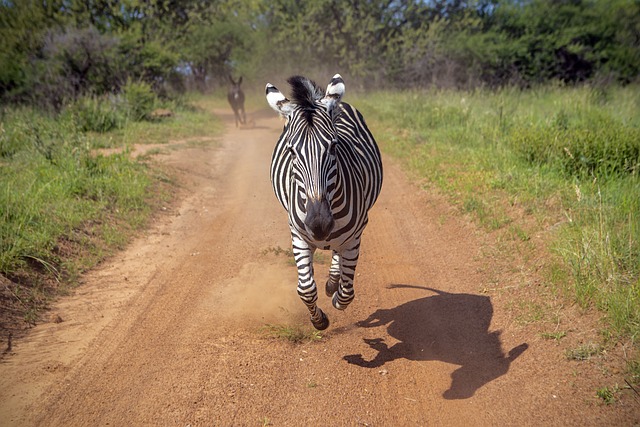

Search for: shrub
xmin=24 ymin=26 xmax=121 ymax=110
xmin=123 ymin=80 xmax=157 ymax=122
xmin=64 ymin=96 xmax=125 ymax=133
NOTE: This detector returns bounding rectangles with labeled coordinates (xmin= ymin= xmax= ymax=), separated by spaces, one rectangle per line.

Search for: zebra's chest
xmin=288 ymin=214 xmax=359 ymax=250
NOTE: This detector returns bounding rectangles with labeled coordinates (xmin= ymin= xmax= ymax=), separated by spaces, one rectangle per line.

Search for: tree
xmin=0 ymin=1 xmax=56 ymax=101
xmin=483 ymin=0 xmax=640 ymax=84
xmin=180 ymin=18 xmax=251 ymax=91
xmin=2 ymin=0 xmax=639 ymax=105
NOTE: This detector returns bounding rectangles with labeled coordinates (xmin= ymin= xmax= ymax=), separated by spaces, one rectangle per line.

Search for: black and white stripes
xmin=266 ymin=74 xmax=383 ymax=330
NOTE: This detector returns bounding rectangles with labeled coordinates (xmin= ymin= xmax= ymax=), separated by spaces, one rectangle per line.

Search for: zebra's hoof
xmin=311 ymin=311 xmax=330 ymax=330
xmin=325 ymin=280 xmax=338 ymax=297
xmin=332 ymin=292 xmax=347 ymax=310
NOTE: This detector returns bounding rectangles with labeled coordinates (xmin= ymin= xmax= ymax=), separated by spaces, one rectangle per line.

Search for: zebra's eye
xmin=288 ymin=146 xmax=296 ymax=158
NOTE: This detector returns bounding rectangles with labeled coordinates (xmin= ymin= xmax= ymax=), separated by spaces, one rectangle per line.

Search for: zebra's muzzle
xmin=304 ymin=197 xmax=334 ymax=241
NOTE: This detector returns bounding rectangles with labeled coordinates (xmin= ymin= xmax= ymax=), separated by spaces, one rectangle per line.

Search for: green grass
xmin=540 ymin=331 xmax=567 ymax=342
xmin=565 ymin=343 xmax=603 ymax=361
xmin=628 ymin=359 xmax=640 ymax=385
xmin=352 ymin=83 xmax=640 ymax=377
xmin=261 ymin=323 xmax=323 ymax=343
xmin=262 ymin=245 xmax=294 ymax=258
xmin=88 ymin=95 xmax=222 ymax=149
xmin=514 ymin=300 xmax=548 ymax=325
xmin=596 ymin=385 xmax=618 ymax=405
xmin=0 ymin=95 xmax=223 ymax=328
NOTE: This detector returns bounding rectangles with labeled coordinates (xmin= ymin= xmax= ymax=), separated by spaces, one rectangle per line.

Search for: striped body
xmin=267 ymin=74 xmax=383 ymax=330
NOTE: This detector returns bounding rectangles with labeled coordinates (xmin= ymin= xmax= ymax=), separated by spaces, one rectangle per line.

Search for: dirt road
xmin=1 ymin=107 xmax=637 ymax=426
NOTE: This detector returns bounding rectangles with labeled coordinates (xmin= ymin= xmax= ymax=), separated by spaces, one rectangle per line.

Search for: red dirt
xmin=1 ymin=107 xmax=638 ymax=426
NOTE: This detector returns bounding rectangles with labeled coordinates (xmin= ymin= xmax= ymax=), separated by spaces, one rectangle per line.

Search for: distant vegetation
xmin=1 ymin=0 xmax=639 ymax=108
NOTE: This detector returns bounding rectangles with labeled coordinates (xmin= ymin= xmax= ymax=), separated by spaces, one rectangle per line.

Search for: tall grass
xmin=1 ymin=90 xmax=222 ymax=326
xmin=354 ymin=84 xmax=640 ymax=346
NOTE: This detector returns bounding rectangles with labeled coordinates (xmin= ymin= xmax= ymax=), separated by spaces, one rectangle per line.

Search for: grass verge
xmin=1 ymin=94 xmax=222 ymax=340
xmin=352 ymin=83 xmax=639 ymax=381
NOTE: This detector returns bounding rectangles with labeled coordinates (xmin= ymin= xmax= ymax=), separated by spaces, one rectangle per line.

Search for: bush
xmin=64 ymin=96 xmax=125 ymax=133
xmin=123 ymin=80 xmax=157 ymax=122
xmin=23 ymin=26 xmax=121 ymax=110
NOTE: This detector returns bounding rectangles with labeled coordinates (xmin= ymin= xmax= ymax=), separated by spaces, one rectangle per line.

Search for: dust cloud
xmin=209 ymin=261 xmax=308 ymax=326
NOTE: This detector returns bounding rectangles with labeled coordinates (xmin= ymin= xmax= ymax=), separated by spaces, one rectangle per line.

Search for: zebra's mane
xmin=287 ymin=75 xmax=324 ymax=125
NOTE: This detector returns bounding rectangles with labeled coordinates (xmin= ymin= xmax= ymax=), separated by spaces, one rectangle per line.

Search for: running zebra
xmin=266 ymin=74 xmax=383 ymax=330
xmin=228 ymin=75 xmax=246 ymax=127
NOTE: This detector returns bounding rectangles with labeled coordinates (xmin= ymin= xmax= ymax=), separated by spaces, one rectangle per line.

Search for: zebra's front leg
xmin=293 ymin=239 xmax=329 ymax=330
xmin=325 ymin=250 xmax=341 ymax=297
xmin=331 ymin=241 xmax=361 ymax=310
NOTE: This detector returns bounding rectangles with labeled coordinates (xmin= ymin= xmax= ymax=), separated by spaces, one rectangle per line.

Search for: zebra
xmin=266 ymin=74 xmax=383 ymax=330
xmin=228 ymin=75 xmax=246 ymax=127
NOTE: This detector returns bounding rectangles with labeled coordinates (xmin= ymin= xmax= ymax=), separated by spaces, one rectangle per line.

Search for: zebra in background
xmin=266 ymin=74 xmax=383 ymax=330
xmin=228 ymin=75 xmax=246 ymax=127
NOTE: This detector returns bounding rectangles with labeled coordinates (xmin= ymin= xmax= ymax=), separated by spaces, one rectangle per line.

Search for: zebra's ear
xmin=266 ymin=83 xmax=293 ymax=117
xmin=321 ymin=74 xmax=345 ymax=112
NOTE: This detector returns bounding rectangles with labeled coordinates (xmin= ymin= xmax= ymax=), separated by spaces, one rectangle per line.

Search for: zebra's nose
xmin=304 ymin=198 xmax=334 ymax=241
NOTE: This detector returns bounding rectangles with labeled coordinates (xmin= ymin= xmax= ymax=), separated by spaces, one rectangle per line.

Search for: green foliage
xmin=540 ymin=331 xmax=567 ymax=341
xmin=0 ymin=106 xmax=86 ymax=161
xmin=0 ymin=107 xmax=150 ymax=275
xmin=559 ymin=178 xmax=640 ymax=337
xmin=510 ymin=114 xmax=640 ymax=179
xmin=264 ymin=0 xmax=397 ymax=80
xmin=88 ymin=95 xmax=223 ymax=150
xmin=2 ymin=0 xmax=640 ymax=100
xmin=565 ymin=343 xmax=602 ymax=361
xmin=179 ymin=11 xmax=257 ymax=91
xmin=0 ymin=1 xmax=56 ymax=97
xmin=123 ymin=80 xmax=157 ymax=122
xmin=64 ymin=96 xmax=125 ymax=133
xmin=118 ymin=33 xmax=181 ymax=94
xmin=481 ymin=0 xmax=640 ymax=84
xmin=1 ymin=95 xmax=223 ymax=328
xmin=355 ymin=83 xmax=640 ymax=348
xmin=595 ymin=386 xmax=617 ymax=405
xmin=260 ymin=0 xmax=640 ymax=88
xmin=628 ymin=359 xmax=640 ymax=385
xmin=261 ymin=323 xmax=323 ymax=343
xmin=26 ymin=26 xmax=121 ymax=108
xmin=0 ymin=1 xmax=184 ymax=106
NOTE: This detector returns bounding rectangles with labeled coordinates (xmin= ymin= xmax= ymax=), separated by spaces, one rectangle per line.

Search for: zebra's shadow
xmin=344 ymin=285 xmax=528 ymax=400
